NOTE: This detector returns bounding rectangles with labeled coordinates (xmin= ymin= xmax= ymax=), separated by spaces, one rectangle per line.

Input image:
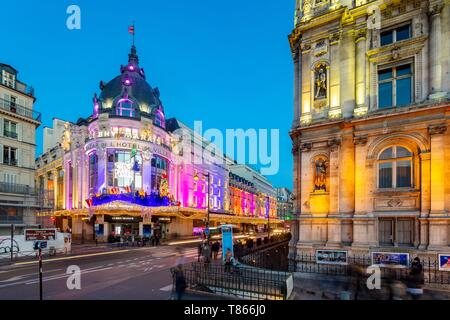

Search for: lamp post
xmin=266 ymin=196 xmax=270 ymax=241
xmin=194 ymin=172 xmax=211 ymax=243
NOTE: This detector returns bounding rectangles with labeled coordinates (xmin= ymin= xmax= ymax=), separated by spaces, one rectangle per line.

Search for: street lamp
xmin=194 ymin=172 xmax=211 ymax=243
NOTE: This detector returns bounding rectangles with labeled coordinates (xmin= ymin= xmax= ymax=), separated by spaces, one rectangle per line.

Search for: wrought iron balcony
xmin=0 ymin=182 xmax=34 ymax=195
xmin=0 ymin=97 xmax=41 ymax=122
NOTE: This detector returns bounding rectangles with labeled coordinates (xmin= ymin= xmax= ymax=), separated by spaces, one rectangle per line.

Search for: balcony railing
xmin=0 ymin=97 xmax=41 ymax=122
xmin=3 ymin=159 xmax=18 ymax=167
xmin=0 ymin=182 xmax=34 ymax=195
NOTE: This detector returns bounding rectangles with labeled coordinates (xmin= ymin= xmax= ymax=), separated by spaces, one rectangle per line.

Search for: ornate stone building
xmin=289 ymin=0 xmax=450 ymax=260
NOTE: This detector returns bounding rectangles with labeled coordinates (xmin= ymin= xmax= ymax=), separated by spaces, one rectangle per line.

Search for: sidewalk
xmin=291 ymin=272 xmax=450 ymax=300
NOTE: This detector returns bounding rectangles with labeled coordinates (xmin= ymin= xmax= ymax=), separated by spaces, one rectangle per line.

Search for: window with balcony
xmin=378 ymin=63 xmax=413 ymax=109
xmin=380 ymin=24 xmax=411 ymax=46
xmin=378 ymin=146 xmax=413 ymax=189
xmin=3 ymin=146 xmax=17 ymax=166
xmin=3 ymin=120 xmax=18 ymax=139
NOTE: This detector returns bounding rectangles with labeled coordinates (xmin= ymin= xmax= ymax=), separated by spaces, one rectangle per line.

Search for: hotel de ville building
xmin=289 ymin=0 xmax=450 ymax=263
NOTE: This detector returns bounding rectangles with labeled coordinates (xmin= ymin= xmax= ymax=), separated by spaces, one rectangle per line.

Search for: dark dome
xmin=96 ymin=46 xmax=164 ymax=116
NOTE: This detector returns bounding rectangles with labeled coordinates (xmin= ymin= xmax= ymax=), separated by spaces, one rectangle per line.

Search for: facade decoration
xmin=289 ymin=0 xmax=450 ymax=265
xmin=36 ymin=46 xmax=281 ymax=242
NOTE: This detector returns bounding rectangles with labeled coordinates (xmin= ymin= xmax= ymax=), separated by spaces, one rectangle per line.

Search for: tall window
xmin=151 ymin=156 xmax=168 ymax=193
xmin=3 ymin=120 xmax=17 ymax=139
xmin=116 ymin=99 xmax=135 ymax=117
xmin=107 ymin=150 xmax=142 ymax=190
xmin=378 ymin=63 xmax=413 ymax=109
xmin=2 ymin=71 xmax=15 ymax=88
xmin=89 ymin=152 xmax=98 ymax=196
xmin=378 ymin=146 xmax=413 ymax=189
xmin=380 ymin=24 xmax=411 ymax=46
xmin=3 ymin=146 xmax=17 ymax=166
xmin=57 ymin=169 xmax=64 ymax=209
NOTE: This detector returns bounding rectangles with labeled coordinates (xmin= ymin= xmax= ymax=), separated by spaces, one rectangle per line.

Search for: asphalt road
xmin=0 ymin=244 xmax=199 ymax=300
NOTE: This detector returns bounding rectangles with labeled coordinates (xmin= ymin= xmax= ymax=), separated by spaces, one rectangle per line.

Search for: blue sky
xmin=2 ymin=0 xmax=295 ymax=189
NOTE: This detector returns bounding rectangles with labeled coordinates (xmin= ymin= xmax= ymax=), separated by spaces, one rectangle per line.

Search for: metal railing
xmin=290 ymin=252 xmax=450 ymax=285
xmin=0 ymin=182 xmax=34 ymax=195
xmin=0 ymin=97 xmax=41 ymax=122
xmin=175 ymin=262 xmax=292 ymax=300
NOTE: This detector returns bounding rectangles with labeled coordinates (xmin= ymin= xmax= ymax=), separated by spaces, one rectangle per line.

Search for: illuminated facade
xmin=289 ymin=0 xmax=450 ymax=260
xmin=36 ymin=46 xmax=280 ymax=242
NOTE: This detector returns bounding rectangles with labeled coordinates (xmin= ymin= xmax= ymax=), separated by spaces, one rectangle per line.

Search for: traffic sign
xmin=33 ymin=241 xmax=47 ymax=250
xmin=25 ymin=229 xmax=56 ymax=241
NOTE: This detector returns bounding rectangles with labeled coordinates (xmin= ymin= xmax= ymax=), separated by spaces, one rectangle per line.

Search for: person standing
xmin=407 ymin=257 xmax=424 ymax=299
xmin=202 ymin=242 xmax=211 ymax=267
xmin=173 ymin=265 xmax=187 ymax=300
xmin=224 ymin=248 xmax=233 ymax=273
xmin=197 ymin=242 xmax=203 ymax=262
xmin=212 ymin=241 xmax=220 ymax=260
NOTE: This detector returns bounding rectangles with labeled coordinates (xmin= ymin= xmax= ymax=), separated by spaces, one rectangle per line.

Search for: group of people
xmin=197 ymin=240 xmax=221 ymax=263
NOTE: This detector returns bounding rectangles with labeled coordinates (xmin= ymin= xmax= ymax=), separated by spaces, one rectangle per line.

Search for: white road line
xmin=160 ymin=284 xmax=173 ymax=291
xmin=25 ymin=267 xmax=113 ymax=285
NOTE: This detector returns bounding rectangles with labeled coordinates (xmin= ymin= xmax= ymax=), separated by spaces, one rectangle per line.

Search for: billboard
xmin=371 ymin=252 xmax=410 ymax=268
xmin=316 ymin=250 xmax=348 ymax=265
xmin=439 ymin=254 xmax=450 ymax=271
xmin=25 ymin=229 xmax=57 ymax=241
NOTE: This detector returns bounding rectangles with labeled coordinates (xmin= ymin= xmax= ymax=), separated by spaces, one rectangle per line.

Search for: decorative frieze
xmin=428 ymin=124 xmax=447 ymax=135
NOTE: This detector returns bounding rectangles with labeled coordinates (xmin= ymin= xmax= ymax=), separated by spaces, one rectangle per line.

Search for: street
xmin=0 ymin=244 xmax=199 ymax=300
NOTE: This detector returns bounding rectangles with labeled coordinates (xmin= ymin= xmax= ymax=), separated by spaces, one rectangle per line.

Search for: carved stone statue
xmin=314 ymin=65 xmax=327 ymax=100
xmin=314 ymin=158 xmax=327 ymax=191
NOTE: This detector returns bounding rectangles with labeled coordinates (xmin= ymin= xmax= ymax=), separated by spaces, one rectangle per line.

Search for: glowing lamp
xmin=193 ymin=173 xmax=199 ymax=181
xmin=129 ymin=65 xmax=135 ymax=71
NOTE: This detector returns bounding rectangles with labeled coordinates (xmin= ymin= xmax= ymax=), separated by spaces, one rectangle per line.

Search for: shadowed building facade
xmin=289 ymin=0 xmax=450 ymax=262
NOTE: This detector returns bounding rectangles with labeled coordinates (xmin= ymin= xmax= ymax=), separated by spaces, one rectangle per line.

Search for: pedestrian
xmin=212 ymin=241 xmax=220 ymax=260
xmin=202 ymin=242 xmax=211 ymax=268
xmin=173 ymin=265 xmax=187 ymax=300
xmin=197 ymin=242 xmax=203 ymax=262
xmin=151 ymin=235 xmax=156 ymax=246
xmin=224 ymin=248 xmax=232 ymax=273
xmin=407 ymin=257 xmax=424 ymax=299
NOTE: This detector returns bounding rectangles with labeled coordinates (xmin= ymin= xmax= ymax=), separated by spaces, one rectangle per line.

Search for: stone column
xmin=293 ymin=49 xmax=302 ymax=126
xmin=300 ymin=42 xmax=312 ymax=124
xmin=340 ymin=29 xmax=356 ymax=118
xmin=429 ymin=125 xmax=447 ymax=215
xmin=329 ymin=31 xmax=341 ymax=111
xmin=354 ymin=136 xmax=368 ymax=214
xmin=354 ymin=28 xmax=368 ymax=116
xmin=429 ymin=2 xmax=446 ymax=100
xmin=339 ymin=128 xmax=355 ymax=215
xmin=96 ymin=147 xmax=106 ymax=193
xmin=420 ymin=152 xmax=431 ymax=217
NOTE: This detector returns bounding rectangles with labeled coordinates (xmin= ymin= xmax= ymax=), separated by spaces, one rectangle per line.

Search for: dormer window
xmin=153 ymin=110 xmax=165 ymax=128
xmin=2 ymin=70 xmax=15 ymax=88
xmin=116 ymin=99 xmax=135 ymax=117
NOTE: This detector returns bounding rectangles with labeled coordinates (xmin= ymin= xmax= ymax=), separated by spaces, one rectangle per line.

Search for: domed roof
xmin=96 ymin=46 xmax=164 ymax=116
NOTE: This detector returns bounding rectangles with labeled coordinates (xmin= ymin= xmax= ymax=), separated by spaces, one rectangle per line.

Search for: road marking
xmin=13 ymin=250 xmax=135 ymax=266
xmin=25 ymin=266 xmax=113 ymax=285
xmin=160 ymin=284 xmax=173 ymax=291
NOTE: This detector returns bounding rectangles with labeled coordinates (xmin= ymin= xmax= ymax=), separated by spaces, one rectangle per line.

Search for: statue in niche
xmin=314 ymin=64 xmax=327 ymax=100
xmin=314 ymin=157 xmax=327 ymax=191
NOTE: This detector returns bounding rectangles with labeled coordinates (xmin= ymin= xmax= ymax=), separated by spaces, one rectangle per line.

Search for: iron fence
xmin=174 ymin=262 xmax=292 ymax=300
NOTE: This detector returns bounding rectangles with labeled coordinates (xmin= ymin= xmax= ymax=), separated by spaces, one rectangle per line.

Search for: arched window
xmin=153 ymin=110 xmax=165 ymax=128
xmin=378 ymin=146 xmax=413 ymax=189
xmin=116 ymin=99 xmax=135 ymax=117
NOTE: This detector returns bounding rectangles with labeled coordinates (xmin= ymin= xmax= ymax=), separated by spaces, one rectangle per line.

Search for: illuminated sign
xmin=84 ymin=140 xmax=171 ymax=159
xmin=114 ymin=162 xmax=134 ymax=179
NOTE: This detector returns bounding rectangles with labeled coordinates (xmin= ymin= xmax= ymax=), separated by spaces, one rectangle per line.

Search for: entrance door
xmin=379 ymin=219 xmax=394 ymax=246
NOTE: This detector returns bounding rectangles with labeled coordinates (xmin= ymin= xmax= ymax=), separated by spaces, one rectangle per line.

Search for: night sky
xmin=2 ymin=0 xmax=295 ymax=189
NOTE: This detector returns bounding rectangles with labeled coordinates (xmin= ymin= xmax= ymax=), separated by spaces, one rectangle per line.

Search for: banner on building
xmin=439 ymin=254 xmax=450 ymax=271
xmin=316 ymin=249 xmax=348 ymax=265
xmin=221 ymin=224 xmax=234 ymax=261
xmin=371 ymin=252 xmax=410 ymax=268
